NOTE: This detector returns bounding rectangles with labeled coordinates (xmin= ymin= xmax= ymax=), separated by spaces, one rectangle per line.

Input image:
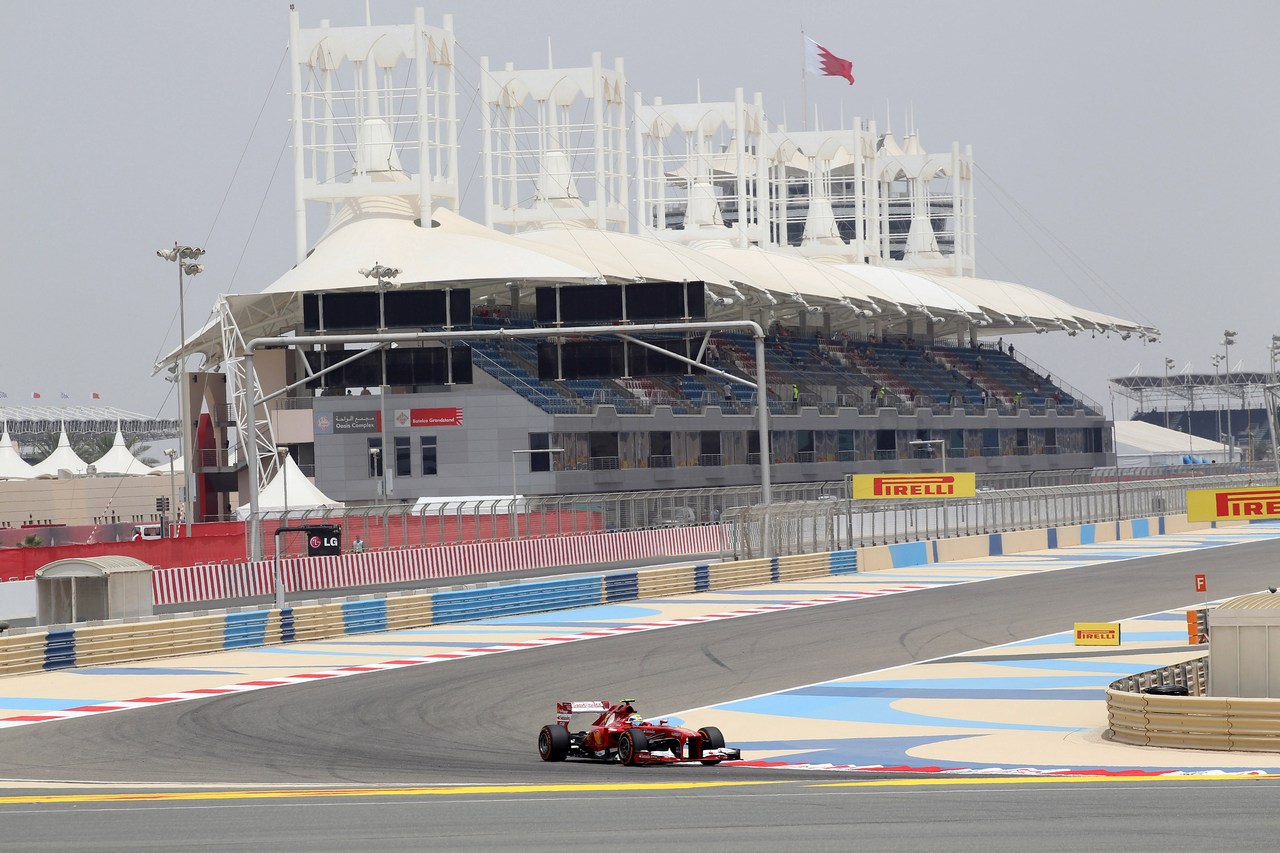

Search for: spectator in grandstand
xmin=722 ymin=382 xmax=733 ymax=402
xmin=876 ymin=386 xmax=888 ymax=404
xmin=975 ymin=354 xmax=984 ymax=370
xmin=791 ymin=384 xmax=800 ymax=404
xmin=352 ymin=536 xmax=365 ymax=553
xmin=1013 ymin=391 xmax=1024 ymax=408
xmin=1008 ymin=343 xmax=1015 ymax=357
xmin=998 ymin=337 xmax=1004 ymax=352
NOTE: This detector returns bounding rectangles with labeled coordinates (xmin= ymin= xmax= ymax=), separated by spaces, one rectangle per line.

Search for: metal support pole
xmin=244 ymin=351 xmax=263 ymax=561
xmin=272 ymin=528 xmax=286 ymax=611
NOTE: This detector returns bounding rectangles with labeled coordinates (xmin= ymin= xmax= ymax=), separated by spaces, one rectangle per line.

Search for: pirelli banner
xmin=851 ymin=472 xmax=977 ymax=500
xmin=1074 ymin=622 xmax=1121 ymax=646
xmin=1186 ymin=486 xmax=1280 ymax=522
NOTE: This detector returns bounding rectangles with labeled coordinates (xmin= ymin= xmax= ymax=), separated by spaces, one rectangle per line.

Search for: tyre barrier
xmin=0 ymin=546 xmax=857 ymax=676
xmin=1107 ymin=657 xmax=1280 ymax=753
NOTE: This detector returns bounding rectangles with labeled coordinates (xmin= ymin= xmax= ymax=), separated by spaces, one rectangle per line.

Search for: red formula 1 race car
xmin=537 ymin=699 xmax=741 ymax=766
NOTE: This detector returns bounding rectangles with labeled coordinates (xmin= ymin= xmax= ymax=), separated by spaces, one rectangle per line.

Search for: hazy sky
xmin=2 ymin=1 xmax=1275 ymax=421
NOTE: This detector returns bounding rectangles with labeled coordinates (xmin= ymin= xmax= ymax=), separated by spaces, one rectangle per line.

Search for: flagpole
xmin=801 ymin=28 xmax=809 ymax=131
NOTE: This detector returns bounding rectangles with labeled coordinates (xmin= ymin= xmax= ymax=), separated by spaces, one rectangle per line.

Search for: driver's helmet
xmin=627 ymin=713 xmax=645 ymax=727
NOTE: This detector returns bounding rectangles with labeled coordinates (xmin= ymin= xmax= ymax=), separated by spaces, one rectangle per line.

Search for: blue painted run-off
xmin=224 ymin=611 xmax=269 ymax=649
xmin=889 ymin=541 xmax=929 ymax=568
xmin=342 ymin=599 xmax=388 ymax=634
xmin=44 ymin=629 xmax=76 ymax=671
xmin=605 ymin=572 xmax=639 ymax=603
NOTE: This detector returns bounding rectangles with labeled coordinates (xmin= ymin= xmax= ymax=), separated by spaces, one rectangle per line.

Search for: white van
xmin=131 ymin=524 xmax=162 ymax=541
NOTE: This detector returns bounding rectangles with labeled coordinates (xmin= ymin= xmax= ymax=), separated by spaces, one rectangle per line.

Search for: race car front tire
xmin=698 ymin=726 xmax=725 ymax=765
xmin=618 ymin=727 xmax=649 ymax=766
xmin=538 ymin=724 xmax=570 ymax=761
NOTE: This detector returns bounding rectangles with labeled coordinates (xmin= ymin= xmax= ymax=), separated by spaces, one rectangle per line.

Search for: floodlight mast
xmin=157 ymin=243 xmax=205 ymax=535
xmin=240 ymin=320 xmax=774 ymax=560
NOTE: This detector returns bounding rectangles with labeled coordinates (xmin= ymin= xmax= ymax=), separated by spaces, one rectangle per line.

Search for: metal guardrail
xmin=245 ymin=463 xmax=1275 ymax=556
xmin=1107 ymin=657 xmax=1280 ymax=753
xmin=0 ymin=549 xmax=844 ymax=673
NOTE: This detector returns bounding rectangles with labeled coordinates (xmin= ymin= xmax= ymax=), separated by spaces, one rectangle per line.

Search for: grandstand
xmin=160 ymin=8 xmax=1150 ymax=520
xmin=0 ymin=405 xmax=179 ymax=453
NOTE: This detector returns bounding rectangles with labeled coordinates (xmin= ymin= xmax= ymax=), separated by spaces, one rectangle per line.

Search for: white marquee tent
xmin=237 ymin=454 xmax=342 ymax=516
xmin=29 ymin=426 xmax=89 ymax=478
xmin=0 ymin=426 xmax=36 ymax=480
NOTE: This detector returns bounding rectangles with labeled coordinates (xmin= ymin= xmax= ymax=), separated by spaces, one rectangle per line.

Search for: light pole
xmin=1163 ymin=357 xmax=1175 ymax=430
xmin=276 ymin=446 xmax=290 ymax=519
xmin=157 ymin=243 xmax=204 ymax=535
xmin=358 ymin=263 xmax=400 ymax=500
xmin=164 ymin=448 xmax=177 ymax=536
xmin=1211 ymin=353 xmax=1224 ymax=451
xmin=1222 ymin=330 xmax=1236 ymax=461
xmin=511 ymin=447 xmax=564 ymax=539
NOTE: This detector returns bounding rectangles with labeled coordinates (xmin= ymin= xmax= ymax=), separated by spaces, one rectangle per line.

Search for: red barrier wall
xmin=0 ymin=512 xmax=604 ymax=581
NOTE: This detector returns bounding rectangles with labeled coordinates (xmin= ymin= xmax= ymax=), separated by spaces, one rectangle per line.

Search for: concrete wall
xmin=855 ymin=514 xmax=1230 ymax=573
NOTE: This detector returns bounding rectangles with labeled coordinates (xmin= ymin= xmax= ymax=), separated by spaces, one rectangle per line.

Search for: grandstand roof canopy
xmin=0 ymin=406 xmax=179 ymax=442
xmin=166 ymin=194 xmax=1156 ymax=371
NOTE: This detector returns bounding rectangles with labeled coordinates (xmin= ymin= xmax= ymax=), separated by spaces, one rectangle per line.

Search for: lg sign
xmin=304 ymin=525 xmax=342 ymax=557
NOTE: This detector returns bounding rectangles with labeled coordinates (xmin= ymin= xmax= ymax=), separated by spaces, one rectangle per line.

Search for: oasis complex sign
xmin=1186 ymin=486 xmax=1280 ymax=521
xmin=851 ymin=472 xmax=976 ymax=500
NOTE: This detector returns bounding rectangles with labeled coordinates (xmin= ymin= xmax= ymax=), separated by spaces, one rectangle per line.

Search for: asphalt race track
xmin=3 ymin=537 xmax=1280 ymax=849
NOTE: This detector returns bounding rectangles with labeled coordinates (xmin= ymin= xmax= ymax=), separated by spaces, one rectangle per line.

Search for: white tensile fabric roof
xmin=148 ymin=454 xmax=184 ymax=475
xmin=0 ymin=426 xmax=36 ymax=479
xmin=29 ymin=428 xmax=89 ymax=477
xmin=238 ymin=454 xmax=342 ymax=514
xmin=695 ymin=243 xmax=896 ymax=311
xmin=1114 ymin=420 xmax=1228 ymax=454
xmin=517 ymin=225 xmax=759 ymax=290
xmin=168 ymin=198 xmax=1151 ymax=372
xmin=90 ymin=428 xmax=153 ymax=476
xmin=261 ymin=203 xmax=598 ymax=298
xmin=831 ymin=264 xmax=984 ymax=318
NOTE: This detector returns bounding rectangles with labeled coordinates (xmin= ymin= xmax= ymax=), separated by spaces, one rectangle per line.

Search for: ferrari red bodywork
xmin=537 ymin=699 xmax=741 ymax=766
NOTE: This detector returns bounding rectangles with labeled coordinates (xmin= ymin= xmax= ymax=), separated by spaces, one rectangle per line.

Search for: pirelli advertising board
xmin=1186 ymin=486 xmax=1280 ymax=522
xmin=850 ymin=472 xmax=976 ymax=500
xmin=1074 ymin=622 xmax=1121 ymax=646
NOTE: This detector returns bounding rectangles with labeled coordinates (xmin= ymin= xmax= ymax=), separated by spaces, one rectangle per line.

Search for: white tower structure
xmin=633 ymin=89 xmax=767 ymax=247
xmin=479 ymin=52 xmax=629 ymax=232
xmin=287 ymin=6 xmax=459 ymax=261
xmin=639 ymin=100 xmax=976 ymax=276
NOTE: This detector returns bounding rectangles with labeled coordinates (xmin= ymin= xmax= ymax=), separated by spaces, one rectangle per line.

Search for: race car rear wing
xmin=555 ymin=700 xmax=610 ymax=724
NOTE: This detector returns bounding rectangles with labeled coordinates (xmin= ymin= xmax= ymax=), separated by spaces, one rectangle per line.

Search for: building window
xmin=420 ymin=436 xmax=438 ymax=476
xmin=367 ymin=437 xmax=383 ymax=477
xmin=529 ymin=432 xmax=551 ymax=472
xmin=395 ymin=436 xmax=411 ymax=477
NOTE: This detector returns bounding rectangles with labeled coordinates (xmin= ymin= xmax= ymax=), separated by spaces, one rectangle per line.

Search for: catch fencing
xmin=726 ymin=470 xmax=1272 ymax=558
xmin=244 ymin=463 xmax=1272 ymax=558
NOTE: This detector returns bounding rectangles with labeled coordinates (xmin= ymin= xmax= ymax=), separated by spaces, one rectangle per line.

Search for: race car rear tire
xmin=618 ymin=728 xmax=649 ymax=766
xmin=539 ymin=724 xmax=570 ymax=761
xmin=698 ymin=726 xmax=725 ymax=765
